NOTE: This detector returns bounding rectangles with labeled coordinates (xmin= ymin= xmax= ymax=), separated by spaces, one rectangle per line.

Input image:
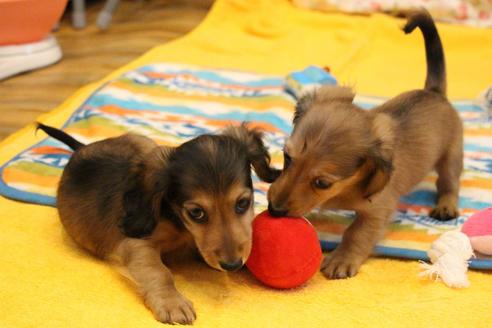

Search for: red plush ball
xmin=246 ymin=210 xmax=322 ymax=289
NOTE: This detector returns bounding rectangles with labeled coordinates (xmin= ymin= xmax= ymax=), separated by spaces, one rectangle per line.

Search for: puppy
xmin=268 ymin=10 xmax=463 ymax=279
xmin=37 ymin=123 xmax=279 ymax=324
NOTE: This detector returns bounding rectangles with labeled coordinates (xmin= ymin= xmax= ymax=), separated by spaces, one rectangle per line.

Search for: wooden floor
xmin=0 ymin=0 xmax=212 ymax=141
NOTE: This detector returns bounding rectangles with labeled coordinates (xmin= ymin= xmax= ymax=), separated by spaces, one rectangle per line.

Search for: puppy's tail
xmin=36 ymin=123 xmax=84 ymax=151
xmin=403 ymin=9 xmax=446 ymax=96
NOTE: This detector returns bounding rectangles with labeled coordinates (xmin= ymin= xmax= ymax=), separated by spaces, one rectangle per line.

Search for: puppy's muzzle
xmin=268 ymin=202 xmax=288 ymax=217
xmin=219 ymin=259 xmax=243 ymax=271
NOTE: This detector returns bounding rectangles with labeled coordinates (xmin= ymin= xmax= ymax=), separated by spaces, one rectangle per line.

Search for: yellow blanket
xmin=1 ymin=0 xmax=492 ymax=327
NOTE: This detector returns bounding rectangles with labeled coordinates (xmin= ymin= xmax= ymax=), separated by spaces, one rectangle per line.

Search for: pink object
xmin=461 ymin=208 xmax=492 ymax=255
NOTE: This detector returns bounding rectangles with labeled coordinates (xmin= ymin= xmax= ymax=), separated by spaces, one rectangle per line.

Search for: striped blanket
xmin=1 ymin=63 xmax=491 ymax=269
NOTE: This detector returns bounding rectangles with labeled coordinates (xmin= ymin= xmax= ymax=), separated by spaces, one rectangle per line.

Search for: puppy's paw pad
xmin=152 ymin=293 xmax=196 ymax=325
xmin=430 ymin=205 xmax=459 ymax=221
xmin=320 ymin=254 xmax=361 ymax=280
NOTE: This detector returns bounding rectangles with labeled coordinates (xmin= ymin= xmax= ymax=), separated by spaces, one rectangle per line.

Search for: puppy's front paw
xmin=148 ymin=291 xmax=196 ymax=325
xmin=320 ymin=251 xmax=362 ymax=280
xmin=430 ymin=204 xmax=459 ymax=221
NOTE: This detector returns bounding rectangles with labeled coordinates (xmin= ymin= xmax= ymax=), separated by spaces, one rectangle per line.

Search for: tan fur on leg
xmin=114 ymin=238 xmax=196 ymax=325
xmin=321 ymin=199 xmax=395 ymax=279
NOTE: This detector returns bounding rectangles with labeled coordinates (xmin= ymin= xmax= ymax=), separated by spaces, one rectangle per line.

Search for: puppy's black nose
xmin=219 ymin=259 xmax=243 ymax=272
xmin=268 ymin=203 xmax=288 ymax=217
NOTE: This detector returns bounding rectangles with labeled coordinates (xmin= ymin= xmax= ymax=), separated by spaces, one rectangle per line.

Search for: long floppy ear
xmin=222 ymin=123 xmax=281 ymax=183
xmin=359 ymin=154 xmax=393 ymax=199
xmin=120 ymin=187 xmax=157 ymax=238
xmin=294 ymin=86 xmax=355 ymax=125
xmin=360 ymin=114 xmax=395 ymax=199
xmin=119 ymin=146 xmax=173 ymax=238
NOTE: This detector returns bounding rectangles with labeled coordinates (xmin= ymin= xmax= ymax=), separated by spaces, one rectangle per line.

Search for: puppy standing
xmin=268 ymin=11 xmax=463 ymax=279
xmin=37 ymin=123 xmax=279 ymax=324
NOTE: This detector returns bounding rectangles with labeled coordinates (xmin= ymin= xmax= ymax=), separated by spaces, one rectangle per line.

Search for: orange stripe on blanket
xmin=158 ymin=114 xmax=193 ymax=123
xmin=385 ymin=231 xmax=438 ymax=243
xmin=99 ymin=105 xmax=283 ymax=133
xmin=464 ymin=129 xmax=492 ymax=137
xmin=99 ymin=105 xmax=141 ymax=116
xmin=112 ymin=81 xmax=293 ymax=110
xmin=67 ymin=126 xmax=123 ymax=139
xmin=30 ymin=146 xmax=72 ymax=155
xmin=460 ymin=179 xmax=492 ymax=189
xmin=2 ymin=167 xmax=59 ymax=187
xmin=423 ymin=176 xmax=492 ymax=189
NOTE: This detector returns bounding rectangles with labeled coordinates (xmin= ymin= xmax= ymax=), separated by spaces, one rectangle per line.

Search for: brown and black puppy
xmin=37 ymin=123 xmax=279 ymax=325
xmin=268 ymin=10 xmax=463 ymax=279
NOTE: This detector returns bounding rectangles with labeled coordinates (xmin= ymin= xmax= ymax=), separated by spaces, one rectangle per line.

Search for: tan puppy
xmin=268 ymin=10 xmax=463 ymax=279
xmin=37 ymin=123 xmax=279 ymax=324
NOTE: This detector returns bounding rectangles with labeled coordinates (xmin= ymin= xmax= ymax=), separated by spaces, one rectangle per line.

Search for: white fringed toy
xmin=419 ymin=207 xmax=492 ymax=288
xmin=419 ymin=231 xmax=474 ymax=288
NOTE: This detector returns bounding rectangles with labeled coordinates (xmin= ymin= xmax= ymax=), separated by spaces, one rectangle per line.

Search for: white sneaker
xmin=0 ymin=35 xmax=62 ymax=81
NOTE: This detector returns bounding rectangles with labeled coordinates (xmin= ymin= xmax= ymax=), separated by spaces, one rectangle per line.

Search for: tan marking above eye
xmin=226 ymin=183 xmax=252 ymax=204
xmin=325 ymin=174 xmax=342 ymax=183
xmin=236 ymin=190 xmax=252 ymax=201
xmin=235 ymin=192 xmax=253 ymax=215
xmin=183 ymin=195 xmax=213 ymax=213
xmin=183 ymin=202 xmax=202 ymax=211
xmin=310 ymin=168 xmax=340 ymax=180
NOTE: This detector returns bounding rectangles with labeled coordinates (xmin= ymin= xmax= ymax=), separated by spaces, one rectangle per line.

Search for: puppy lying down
xmin=268 ymin=10 xmax=463 ymax=279
xmin=37 ymin=123 xmax=279 ymax=325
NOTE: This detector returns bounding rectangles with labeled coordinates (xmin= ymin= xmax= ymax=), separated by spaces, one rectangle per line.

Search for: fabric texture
xmin=1 ymin=0 xmax=492 ymax=327
xmin=1 ymin=63 xmax=491 ymax=269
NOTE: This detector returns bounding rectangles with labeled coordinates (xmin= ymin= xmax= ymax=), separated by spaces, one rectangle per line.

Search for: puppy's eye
xmin=313 ymin=178 xmax=332 ymax=190
xmin=235 ymin=198 xmax=251 ymax=215
xmin=283 ymin=152 xmax=292 ymax=169
xmin=186 ymin=207 xmax=208 ymax=223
